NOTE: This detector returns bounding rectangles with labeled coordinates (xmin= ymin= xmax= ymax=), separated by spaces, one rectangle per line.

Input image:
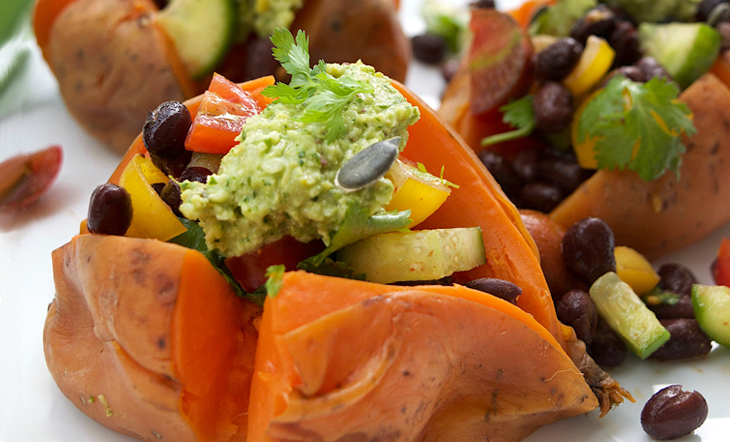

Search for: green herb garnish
xmin=576 ymin=75 xmax=696 ymax=182
xmin=480 ymin=95 xmax=535 ymax=146
xmin=261 ymin=28 xmax=374 ymax=142
xmin=265 ymin=265 xmax=286 ymax=297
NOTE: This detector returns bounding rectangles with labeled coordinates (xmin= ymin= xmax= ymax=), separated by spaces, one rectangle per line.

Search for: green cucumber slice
xmin=638 ymin=22 xmax=720 ymax=90
xmin=156 ymin=0 xmax=235 ymax=79
xmin=336 ymin=227 xmax=486 ymax=284
xmin=692 ymin=284 xmax=730 ymax=348
xmin=590 ymin=272 xmax=670 ymax=359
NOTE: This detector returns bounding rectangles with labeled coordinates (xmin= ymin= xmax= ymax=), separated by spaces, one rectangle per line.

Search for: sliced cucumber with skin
xmin=589 ymin=272 xmax=670 ymax=359
xmin=638 ymin=22 xmax=720 ymax=90
xmin=692 ymin=284 xmax=730 ymax=348
xmin=156 ymin=0 xmax=235 ymax=79
xmin=336 ymin=227 xmax=486 ymax=284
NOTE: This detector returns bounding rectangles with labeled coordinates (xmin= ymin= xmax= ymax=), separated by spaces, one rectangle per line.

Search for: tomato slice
xmin=468 ymin=9 xmax=534 ymax=116
xmin=185 ymin=74 xmax=270 ymax=154
xmin=712 ymin=238 xmax=730 ymax=287
xmin=225 ymin=236 xmax=325 ymax=293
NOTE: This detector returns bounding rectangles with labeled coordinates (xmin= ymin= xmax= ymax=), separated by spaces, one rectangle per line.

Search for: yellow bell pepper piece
xmin=119 ymin=155 xmax=187 ymax=241
xmin=139 ymin=155 xmax=169 ymax=185
xmin=563 ymin=35 xmax=615 ymax=97
xmin=615 ymin=245 xmax=660 ymax=296
xmin=384 ymin=160 xmax=451 ymax=228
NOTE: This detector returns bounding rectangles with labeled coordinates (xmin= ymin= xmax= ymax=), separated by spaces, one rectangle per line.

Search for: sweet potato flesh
xmin=248 ymin=272 xmax=597 ymax=442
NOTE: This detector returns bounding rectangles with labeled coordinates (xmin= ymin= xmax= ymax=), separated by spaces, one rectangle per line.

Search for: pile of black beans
xmin=555 ymin=217 xmax=713 ymax=367
xmin=87 ymin=101 xmax=213 ymax=236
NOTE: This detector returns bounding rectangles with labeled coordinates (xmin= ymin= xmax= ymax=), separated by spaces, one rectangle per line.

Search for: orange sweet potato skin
xmin=550 ymin=74 xmax=730 ymax=259
xmin=248 ymin=272 xmax=598 ymax=442
xmin=45 ymin=234 xmax=261 ymax=441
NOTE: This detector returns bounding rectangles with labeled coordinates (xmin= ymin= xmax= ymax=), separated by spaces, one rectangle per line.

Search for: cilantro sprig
xmin=261 ymin=28 xmax=374 ymax=142
xmin=576 ymin=75 xmax=696 ymax=182
xmin=480 ymin=95 xmax=535 ymax=146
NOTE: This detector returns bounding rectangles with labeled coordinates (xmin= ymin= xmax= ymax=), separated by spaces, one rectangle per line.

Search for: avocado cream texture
xmin=180 ymin=63 xmax=420 ymax=257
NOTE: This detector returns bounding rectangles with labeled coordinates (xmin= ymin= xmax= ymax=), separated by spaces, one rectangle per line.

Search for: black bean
xmin=570 ymin=5 xmax=618 ymax=46
xmin=245 ymin=38 xmax=279 ymax=81
xmin=519 ymin=181 xmax=564 ymax=213
xmin=603 ymin=66 xmax=645 ymax=87
xmin=658 ymin=263 xmax=698 ymax=296
xmin=87 ymin=183 xmax=133 ymax=236
xmin=478 ymin=151 xmax=523 ymax=200
xmin=537 ymin=158 xmax=585 ymax=193
xmin=635 ymin=57 xmax=676 ymax=85
xmin=649 ymin=295 xmax=696 ymax=320
xmin=151 ymin=182 xmax=166 ymax=195
xmin=533 ymin=38 xmax=584 ymax=83
xmin=470 ymin=0 xmax=496 ymax=8
xmin=150 ymin=149 xmax=192 ymax=180
xmin=533 ymin=82 xmax=574 ymax=133
xmin=717 ymin=21 xmax=730 ymax=51
xmin=649 ymin=319 xmax=712 ymax=361
xmin=609 ymin=20 xmax=642 ymax=67
xmin=412 ymin=34 xmax=447 ymax=65
xmin=511 ymin=148 xmax=540 ymax=182
xmin=532 ymin=82 xmax=573 ymax=133
xmin=465 ymin=278 xmax=522 ymax=304
xmin=556 ymin=289 xmax=598 ymax=344
xmin=440 ymin=58 xmax=460 ymax=83
xmin=160 ymin=180 xmax=183 ymax=217
xmin=588 ymin=317 xmax=627 ymax=367
xmin=641 ymin=385 xmax=708 ymax=440
xmin=180 ymin=167 xmax=213 ymax=184
xmin=697 ymin=0 xmax=730 ymax=22
xmin=143 ymin=101 xmax=192 ymax=160
xmin=562 ymin=217 xmax=616 ymax=285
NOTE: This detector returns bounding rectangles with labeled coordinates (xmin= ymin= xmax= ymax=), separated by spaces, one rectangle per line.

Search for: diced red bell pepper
xmin=712 ymin=238 xmax=730 ymax=287
xmin=225 ymin=236 xmax=325 ymax=293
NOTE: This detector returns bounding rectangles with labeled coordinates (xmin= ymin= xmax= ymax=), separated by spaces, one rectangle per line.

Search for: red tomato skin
xmin=712 ymin=238 xmax=730 ymax=287
xmin=185 ymin=90 xmax=261 ymax=154
xmin=225 ymin=237 xmax=325 ymax=292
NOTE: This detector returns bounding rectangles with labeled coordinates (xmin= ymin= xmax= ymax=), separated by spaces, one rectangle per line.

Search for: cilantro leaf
xmin=305 ymin=201 xmax=412 ymax=266
xmin=481 ymin=95 xmax=535 ymax=146
xmin=297 ymin=257 xmax=367 ymax=280
xmin=262 ymin=28 xmax=373 ymax=142
xmin=265 ymin=265 xmax=286 ymax=297
xmin=576 ymin=75 xmax=696 ymax=182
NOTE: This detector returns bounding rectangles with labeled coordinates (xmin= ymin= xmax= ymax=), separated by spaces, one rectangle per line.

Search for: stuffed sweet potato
xmin=439 ymin=4 xmax=730 ymax=260
xmin=33 ymin=0 xmax=410 ymax=153
xmin=45 ymin=38 xmax=629 ymax=441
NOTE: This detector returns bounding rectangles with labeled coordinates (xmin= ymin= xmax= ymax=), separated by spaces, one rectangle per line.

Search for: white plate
xmin=1 ymin=1 xmax=729 ymax=441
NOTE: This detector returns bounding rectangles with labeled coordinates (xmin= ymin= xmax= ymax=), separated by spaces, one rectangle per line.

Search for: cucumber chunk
xmin=638 ymin=22 xmax=720 ymax=89
xmin=157 ymin=0 xmax=235 ymax=79
xmin=692 ymin=284 xmax=730 ymax=348
xmin=337 ymin=227 xmax=486 ymax=284
xmin=590 ymin=272 xmax=670 ymax=359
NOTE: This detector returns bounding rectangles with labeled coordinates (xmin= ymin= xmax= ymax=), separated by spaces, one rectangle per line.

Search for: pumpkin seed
xmin=335 ymin=137 xmax=400 ymax=192
xmin=708 ymin=3 xmax=730 ymax=27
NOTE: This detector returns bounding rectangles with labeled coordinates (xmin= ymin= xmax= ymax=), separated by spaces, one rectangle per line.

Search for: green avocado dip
xmin=235 ymin=0 xmax=304 ymax=41
xmin=180 ymin=62 xmax=420 ymax=258
xmin=604 ymin=0 xmax=699 ymax=23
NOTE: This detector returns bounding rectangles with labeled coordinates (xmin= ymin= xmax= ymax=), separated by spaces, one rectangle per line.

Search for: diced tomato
xmin=185 ymin=90 xmax=261 ymax=154
xmin=225 ymin=236 xmax=325 ymax=293
xmin=712 ymin=238 xmax=730 ymax=287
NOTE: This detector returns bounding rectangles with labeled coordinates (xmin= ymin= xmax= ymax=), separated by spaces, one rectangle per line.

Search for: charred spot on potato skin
xmin=711 ymin=141 xmax=720 ymax=155
xmin=157 ymin=337 xmax=166 ymax=349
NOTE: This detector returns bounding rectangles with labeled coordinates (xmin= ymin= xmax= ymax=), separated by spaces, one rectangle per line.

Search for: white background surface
xmin=1 ymin=0 xmax=729 ymax=441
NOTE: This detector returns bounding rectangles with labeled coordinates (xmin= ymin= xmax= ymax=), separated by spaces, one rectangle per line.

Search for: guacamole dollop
xmin=180 ymin=62 xmax=420 ymax=257
xmin=235 ymin=0 xmax=304 ymax=41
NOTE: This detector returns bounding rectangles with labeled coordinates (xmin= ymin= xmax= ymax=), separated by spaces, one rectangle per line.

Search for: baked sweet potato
xmin=34 ymin=0 xmax=410 ymax=153
xmin=46 ymin=74 xmax=629 ymax=441
xmin=45 ymin=234 xmax=262 ymax=441
xmin=248 ymin=271 xmax=598 ymax=442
